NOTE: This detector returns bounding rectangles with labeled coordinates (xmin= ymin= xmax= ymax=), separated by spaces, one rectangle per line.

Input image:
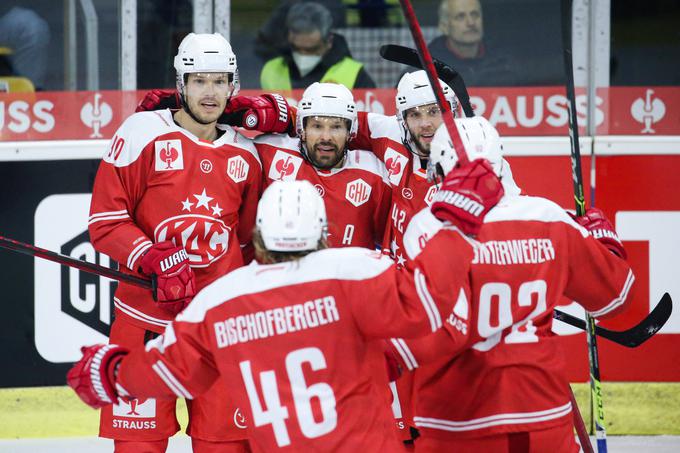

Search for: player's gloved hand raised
xmin=140 ymin=241 xmax=196 ymax=314
xmin=430 ymin=159 xmax=504 ymax=236
xmin=221 ymin=93 xmax=292 ymax=134
xmin=67 ymin=344 xmax=129 ymax=409
xmin=135 ymin=89 xmax=180 ymax=112
xmin=570 ymin=207 xmax=627 ymax=259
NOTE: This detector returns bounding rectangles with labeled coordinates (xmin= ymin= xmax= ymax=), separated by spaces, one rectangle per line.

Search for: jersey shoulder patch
xmin=104 ymin=110 xmax=176 ymax=167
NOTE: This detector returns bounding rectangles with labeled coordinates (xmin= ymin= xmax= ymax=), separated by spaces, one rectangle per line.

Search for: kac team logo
xmin=156 ymin=188 xmax=230 ymax=268
xmin=630 ymin=89 xmax=666 ymax=134
xmin=80 ymin=93 xmax=113 ymax=138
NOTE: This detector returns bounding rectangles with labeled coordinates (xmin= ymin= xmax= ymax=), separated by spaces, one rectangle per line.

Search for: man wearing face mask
xmin=260 ymin=2 xmax=376 ymax=90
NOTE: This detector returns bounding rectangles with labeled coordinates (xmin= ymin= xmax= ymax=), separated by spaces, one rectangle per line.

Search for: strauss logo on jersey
xmin=155 ymin=140 xmax=184 ymax=171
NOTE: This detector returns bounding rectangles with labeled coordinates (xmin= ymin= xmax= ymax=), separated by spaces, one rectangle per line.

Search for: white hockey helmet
xmin=396 ymin=70 xmax=459 ymax=154
xmin=174 ymin=33 xmax=239 ymax=96
xmin=427 ymin=117 xmax=503 ymax=182
xmin=256 ymin=180 xmax=328 ymax=252
xmin=296 ymin=82 xmax=358 ymax=139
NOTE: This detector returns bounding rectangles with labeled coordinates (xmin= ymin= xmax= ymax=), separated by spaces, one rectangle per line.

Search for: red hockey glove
xmin=430 ymin=159 xmax=504 ymax=236
xmin=139 ymin=241 xmax=196 ymax=314
xmin=67 ymin=344 xmax=129 ymax=409
xmin=223 ymin=93 xmax=292 ymax=133
xmin=135 ymin=89 xmax=180 ymax=112
xmin=571 ymin=207 xmax=627 ymax=259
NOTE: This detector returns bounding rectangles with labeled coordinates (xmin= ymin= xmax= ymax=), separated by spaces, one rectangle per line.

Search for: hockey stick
xmin=560 ymin=0 xmax=606 ymax=450
xmin=396 ymin=0 xmax=469 ymax=165
xmin=0 ymin=234 xmax=671 ymax=348
xmin=553 ymin=293 xmax=672 ymax=348
xmin=0 ymin=235 xmax=152 ymax=289
xmin=379 ymin=44 xmax=475 ymax=117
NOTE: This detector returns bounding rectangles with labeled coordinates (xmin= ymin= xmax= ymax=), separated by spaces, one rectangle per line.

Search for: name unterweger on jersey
xmin=473 ymin=238 xmax=556 ymax=265
xmin=214 ymin=296 xmax=340 ymax=347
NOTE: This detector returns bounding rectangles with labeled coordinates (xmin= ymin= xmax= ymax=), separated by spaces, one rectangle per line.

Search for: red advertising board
xmin=508 ymin=154 xmax=680 ymax=382
xmin=0 ymin=87 xmax=678 ymax=141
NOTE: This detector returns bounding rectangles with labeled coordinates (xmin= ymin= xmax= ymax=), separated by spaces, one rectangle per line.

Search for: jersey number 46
xmin=240 ymin=347 xmax=337 ymax=447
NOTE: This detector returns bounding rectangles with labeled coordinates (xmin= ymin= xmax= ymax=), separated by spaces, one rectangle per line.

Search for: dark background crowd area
xmin=1 ymin=0 xmax=678 ymax=92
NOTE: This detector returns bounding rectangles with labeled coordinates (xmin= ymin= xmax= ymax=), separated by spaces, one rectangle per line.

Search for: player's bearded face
xmin=405 ymin=103 xmax=444 ymax=156
xmin=183 ymin=72 xmax=233 ymax=124
xmin=303 ymin=116 xmax=350 ymax=169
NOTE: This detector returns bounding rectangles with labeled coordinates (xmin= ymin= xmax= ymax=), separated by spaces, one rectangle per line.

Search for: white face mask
xmin=292 ymin=52 xmax=323 ymax=77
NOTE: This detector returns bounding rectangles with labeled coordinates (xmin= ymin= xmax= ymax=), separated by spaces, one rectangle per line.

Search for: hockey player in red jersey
xmin=68 ymin=170 xmax=504 ymax=452
xmin=88 ymin=33 xmax=263 ymax=452
xmin=255 ymin=82 xmax=391 ymax=249
xmin=388 ymin=118 xmax=635 ymax=452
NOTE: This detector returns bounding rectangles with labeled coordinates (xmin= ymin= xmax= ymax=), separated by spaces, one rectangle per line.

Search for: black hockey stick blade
xmin=553 ymin=293 xmax=672 ymax=348
xmin=379 ymin=44 xmax=475 ymax=117
xmin=0 ymin=235 xmax=152 ymax=290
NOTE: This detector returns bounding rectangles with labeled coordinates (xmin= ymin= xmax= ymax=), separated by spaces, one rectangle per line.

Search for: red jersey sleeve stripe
xmin=589 ymin=269 xmax=635 ymax=318
xmin=88 ymin=213 xmax=131 ymax=225
xmin=114 ymin=298 xmax=170 ymax=328
xmin=391 ymin=338 xmax=418 ymax=371
xmin=127 ymin=241 xmax=153 ymax=270
xmin=415 ymin=268 xmax=442 ymax=332
xmin=414 ymin=402 xmax=572 ymax=432
xmin=151 ymin=360 xmax=193 ymax=399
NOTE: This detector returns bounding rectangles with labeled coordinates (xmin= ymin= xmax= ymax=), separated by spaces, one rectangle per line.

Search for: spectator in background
xmin=0 ymin=4 xmax=50 ymax=90
xmin=428 ymin=0 xmax=517 ymax=87
xmin=254 ymin=0 xmax=346 ymax=62
xmin=260 ymin=2 xmax=375 ymax=90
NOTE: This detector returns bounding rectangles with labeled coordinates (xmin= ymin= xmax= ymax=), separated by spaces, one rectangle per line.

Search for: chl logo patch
xmin=227 ymin=156 xmax=249 ymax=183
xmin=269 ymin=150 xmax=303 ymax=181
xmin=155 ymin=140 xmax=184 ymax=171
xmin=424 ymin=185 xmax=437 ymax=206
xmin=345 ymin=178 xmax=372 ymax=207
xmin=383 ymin=147 xmax=408 ymax=186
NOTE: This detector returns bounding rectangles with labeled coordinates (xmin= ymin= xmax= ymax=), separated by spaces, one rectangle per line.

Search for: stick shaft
xmin=397 ymin=0 xmax=469 ymax=165
xmin=0 ymin=235 xmax=152 ymax=289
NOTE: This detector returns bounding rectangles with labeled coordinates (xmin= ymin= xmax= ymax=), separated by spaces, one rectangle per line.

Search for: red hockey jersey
xmin=89 ymin=110 xmax=262 ymax=332
xmin=352 ymin=112 xmax=437 ymax=263
xmin=254 ymin=133 xmax=391 ymax=249
xmin=116 ymin=231 xmax=474 ymax=452
xmin=389 ymin=193 xmax=635 ymax=440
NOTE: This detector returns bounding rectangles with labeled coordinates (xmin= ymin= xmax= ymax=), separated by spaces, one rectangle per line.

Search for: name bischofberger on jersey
xmin=214 ymin=296 xmax=340 ymax=348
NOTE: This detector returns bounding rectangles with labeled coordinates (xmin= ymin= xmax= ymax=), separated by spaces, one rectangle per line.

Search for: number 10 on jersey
xmin=240 ymin=347 xmax=338 ymax=447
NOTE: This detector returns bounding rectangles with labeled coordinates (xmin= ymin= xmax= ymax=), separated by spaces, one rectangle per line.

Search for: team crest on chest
xmin=227 ymin=156 xmax=249 ymax=183
xmin=424 ymin=185 xmax=437 ymax=206
xmin=155 ymin=140 xmax=184 ymax=171
xmin=383 ymin=147 xmax=408 ymax=186
xmin=269 ymin=150 xmax=303 ymax=181
xmin=345 ymin=178 xmax=372 ymax=207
